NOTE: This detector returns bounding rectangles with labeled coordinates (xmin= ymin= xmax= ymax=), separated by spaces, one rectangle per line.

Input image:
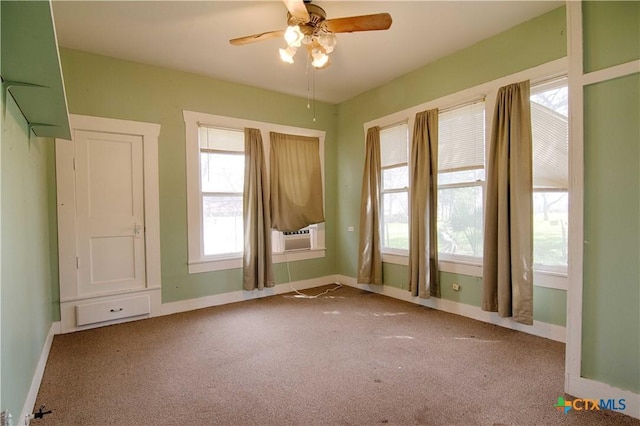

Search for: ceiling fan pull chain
xmin=306 ymin=53 xmax=311 ymax=110
xmin=312 ymin=67 xmax=316 ymax=122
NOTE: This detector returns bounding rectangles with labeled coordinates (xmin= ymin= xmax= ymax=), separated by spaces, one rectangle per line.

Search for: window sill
xmin=273 ymin=248 xmax=326 ymax=263
xmin=188 ymin=256 xmax=242 ymax=274
xmin=381 ymin=252 xmax=567 ymax=290
xmin=382 ymin=252 xmax=482 ymax=276
xmin=381 ymin=252 xmax=409 ymax=266
xmin=439 ymin=259 xmax=483 ymax=277
xmin=533 ymin=269 xmax=567 ymax=290
xmin=188 ymin=248 xmax=326 ymax=274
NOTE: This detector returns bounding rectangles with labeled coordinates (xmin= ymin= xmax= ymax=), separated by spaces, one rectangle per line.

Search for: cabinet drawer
xmin=76 ymin=294 xmax=150 ymax=326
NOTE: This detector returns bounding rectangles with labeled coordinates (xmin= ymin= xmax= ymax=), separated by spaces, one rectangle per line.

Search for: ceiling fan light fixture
xmin=302 ymin=34 xmax=313 ymax=46
xmin=279 ymin=46 xmax=297 ymax=64
xmin=317 ymin=32 xmax=337 ymax=54
xmin=311 ymin=48 xmax=329 ymax=69
xmin=284 ymin=25 xmax=304 ymax=47
xmin=230 ymin=1 xmax=392 ymax=74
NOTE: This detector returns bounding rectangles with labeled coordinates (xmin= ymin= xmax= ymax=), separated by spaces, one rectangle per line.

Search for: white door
xmin=75 ymin=130 xmax=146 ymax=296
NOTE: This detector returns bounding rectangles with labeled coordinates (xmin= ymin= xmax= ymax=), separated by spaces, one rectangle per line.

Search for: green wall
xmin=583 ymin=1 xmax=640 ymax=74
xmin=1 ymin=0 xmax=3 ymax=412
xmin=1 ymin=1 xmax=67 ymax=418
xmin=59 ymin=49 xmax=339 ymax=304
xmin=0 ymin=93 xmax=57 ymax=421
xmin=335 ymin=7 xmax=568 ymax=326
xmin=2 ymin=0 xmax=637 ymax=421
xmin=581 ymin=1 xmax=640 ymax=394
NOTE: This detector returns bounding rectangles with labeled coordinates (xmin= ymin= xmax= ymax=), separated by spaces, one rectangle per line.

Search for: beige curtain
xmin=243 ymin=128 xmax=274 ymax=291
xmin=409 ymin=109 xmax=440 ymax=298
xmin=357 ymin=127 xmax=382 ymax=284
xmin=482 ymin=81 xmax=534 ymax=325
xmin=270 ymin=132 xmax=324 ymax=232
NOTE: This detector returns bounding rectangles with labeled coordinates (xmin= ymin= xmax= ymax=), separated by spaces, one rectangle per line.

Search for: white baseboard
xmin=161 ymin=275 xmax=341 ymax=316
xmin=20 ymin=321 xmax=60 ymax=426
xmin=336 ymin=275 xmax=566 ymax=343
xmin=566 ymin=373 xmax=640 ymax=420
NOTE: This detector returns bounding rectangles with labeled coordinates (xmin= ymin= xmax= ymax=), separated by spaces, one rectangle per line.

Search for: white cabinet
xmin=57 ymin=115 xmax=161 ymax=333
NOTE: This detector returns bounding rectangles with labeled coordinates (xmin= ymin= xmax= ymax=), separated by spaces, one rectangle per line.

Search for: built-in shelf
xmin=1 ymin=0 xmax=71 ymax=139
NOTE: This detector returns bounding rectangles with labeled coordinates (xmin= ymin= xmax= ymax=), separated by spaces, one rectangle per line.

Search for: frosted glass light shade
xmin=279 ymin=46 xmax=297 ymax=64
xmin=284 ymin=25 xmax=304 ymax=48
xmin=311 ymin=48 xmax=329 ymax=68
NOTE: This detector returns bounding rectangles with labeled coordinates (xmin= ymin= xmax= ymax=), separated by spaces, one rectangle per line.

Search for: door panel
xmin=89 ymin=236 xmax=136 ymax=283
xmin=75 ymin=130 xmax=145 ymax=296
xmin=87 ymin=137 xmax=135 ymax=217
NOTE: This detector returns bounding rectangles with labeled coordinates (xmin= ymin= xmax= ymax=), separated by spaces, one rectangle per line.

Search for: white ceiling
xmin=52 ymin=1 xmax=563 ymax=104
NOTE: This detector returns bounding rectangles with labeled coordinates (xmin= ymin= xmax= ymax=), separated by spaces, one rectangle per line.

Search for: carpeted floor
xmin=33 ymin=285 xmax=638 ymax=425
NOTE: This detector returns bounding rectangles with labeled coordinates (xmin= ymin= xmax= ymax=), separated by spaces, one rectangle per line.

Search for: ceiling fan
xmin=229 ymin=0 xmax=392 ymax=69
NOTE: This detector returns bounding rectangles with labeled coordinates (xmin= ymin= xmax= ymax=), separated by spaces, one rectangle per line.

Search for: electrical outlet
xmin=452 ymin=283 xmax=461 ymax=291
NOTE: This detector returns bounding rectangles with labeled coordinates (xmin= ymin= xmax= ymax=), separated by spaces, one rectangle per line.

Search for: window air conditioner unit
xmin=283 ymin=228 xmax=311 ymax=252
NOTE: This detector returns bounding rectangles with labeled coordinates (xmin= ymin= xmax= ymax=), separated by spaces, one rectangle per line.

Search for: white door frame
xmin=56 ymin=114 xmax=161 ymax=301
xmin=565 ymin=2 xmax=640 ymax=419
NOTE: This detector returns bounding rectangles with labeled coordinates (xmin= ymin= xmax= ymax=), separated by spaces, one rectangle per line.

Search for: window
xmin=199 ymin=126 xmax=244 ymax=257
xmin=531 ymin=77 xmax=568 ymax=272
xmin=437 ymin=102 xmax=485 ymax=261
xmin=363 ymin=58 xmax=568 ymax=285
xmin=184 ymin=111 xmax=326 ymax=273
xmin=270 ymin=132 xmax=324 ymax=231
xmin=380 ymin=123 xmax=409 ymax=252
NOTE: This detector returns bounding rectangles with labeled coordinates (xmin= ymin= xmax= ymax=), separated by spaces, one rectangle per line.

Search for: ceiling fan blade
xmin=229 ymin=30 xmax=285 ymax=46
xmin=325 ymin=13 xmax=392 ymax=33
xmin=283 ymin=0 xmax=310 ymax=23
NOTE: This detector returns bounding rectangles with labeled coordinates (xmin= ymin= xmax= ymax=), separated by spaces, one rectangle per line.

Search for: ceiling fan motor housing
xmin=288 ymin=4 xmax=327 ymax=29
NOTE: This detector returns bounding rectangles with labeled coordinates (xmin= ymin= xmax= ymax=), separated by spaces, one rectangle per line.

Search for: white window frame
xmin=530 ymin=77 xmax=569 ymax=278
xmin=199 ymin=129 xmax=245 ymax=258
xmin=184 ymin=110 xmax=326 ymax=274
xmin=379 ymin=122 xmax=410 ymax=254
xmin=363 ymin=57 xmax=568 ymax=289
xmin=437 ymin=101 xmax=486 ymax=264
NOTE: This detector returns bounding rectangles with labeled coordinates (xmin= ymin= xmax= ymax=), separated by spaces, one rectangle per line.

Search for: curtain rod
xmin=439 ymin=96 xmax=486 ymax=115
xmin=197 ymin=122 xmax=245 ymax=132
xmin=531 ymin=73 xmax=567 ymax=87
xmin=379 ymin=119 xmax=409 ymax=132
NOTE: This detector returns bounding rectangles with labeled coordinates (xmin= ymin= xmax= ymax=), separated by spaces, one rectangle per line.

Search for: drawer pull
xmin=76 ymin=295 xmax=150 ymax=327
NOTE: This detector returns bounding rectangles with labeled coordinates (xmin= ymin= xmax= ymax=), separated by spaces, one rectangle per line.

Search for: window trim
xmin=379 ymin=123 xmax=410 ymax=253
xmin=200 ymin=141 xmax=245 ymax=258
xmin=381 ymin=172 xmax=409 ymax=252
xmin=184 ymin=110 xmax=326 ymax=274
xmin=530 ymin=77 xmax=569 ymax=274
xmin=437 ymin=181 xmax=485 ymax=262
xmin=364 ymin=57 xmax=568 ymax=290
xmin=437 ymin=98 xmax=487 ymax=263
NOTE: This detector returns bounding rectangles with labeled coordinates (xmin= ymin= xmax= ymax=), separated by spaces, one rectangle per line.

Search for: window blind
xmin=438 ymin=102 xmax=485 ymax=172
xmin=199 ymin=126 xmax=244 ymax=152
xmin=531 ymin=100 xmax=568 ymax=189
xmin=380 ymin=123 xmax=408 ymax=168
